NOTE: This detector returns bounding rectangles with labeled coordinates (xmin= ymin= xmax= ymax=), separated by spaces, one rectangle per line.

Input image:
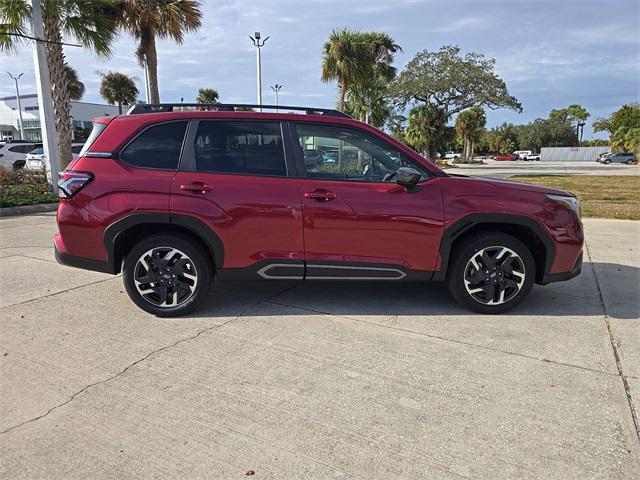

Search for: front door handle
xmin=304 ymin=190 xmax=336 ymax=202
xmin=180 ymin=182 xmax=213 ymax=194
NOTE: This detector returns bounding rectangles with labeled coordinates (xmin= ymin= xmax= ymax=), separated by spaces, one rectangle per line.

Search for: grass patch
xmin=509 ymin=175 xmax=640 ymax=220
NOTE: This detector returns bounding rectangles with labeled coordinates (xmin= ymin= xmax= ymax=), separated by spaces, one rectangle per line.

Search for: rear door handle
xmin=180 ymin=182 xmax=213 ymax=194
xmin=304 ymin=190 xmax=336 ymax=201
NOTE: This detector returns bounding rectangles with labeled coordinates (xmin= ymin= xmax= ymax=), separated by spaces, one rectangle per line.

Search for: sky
xmin=1 ymin=0 xmax=639 ymax=139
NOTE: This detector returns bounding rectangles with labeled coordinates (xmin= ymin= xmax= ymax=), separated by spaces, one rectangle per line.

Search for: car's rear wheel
xmin=123 ymin=234 xmax=212 ymax=317
xmin=626 ymin=159 xmax=635 ymax=165
xmin=447 ymin=232 xmax=535 ymax=314
xmin=603 ymin=159 xmax=611 ymax=164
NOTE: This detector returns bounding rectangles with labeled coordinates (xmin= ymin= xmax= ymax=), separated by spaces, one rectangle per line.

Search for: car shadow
xmin=186 ymin=262 xmax=639 ymax=320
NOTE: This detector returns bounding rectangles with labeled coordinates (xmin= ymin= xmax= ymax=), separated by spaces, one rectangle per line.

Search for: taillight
xmin=58 ymin=171 xmax=94 ymax=198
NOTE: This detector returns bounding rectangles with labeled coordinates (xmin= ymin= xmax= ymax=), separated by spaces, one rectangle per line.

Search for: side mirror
xmin=396 ymin=167 xmax=422 ymax=191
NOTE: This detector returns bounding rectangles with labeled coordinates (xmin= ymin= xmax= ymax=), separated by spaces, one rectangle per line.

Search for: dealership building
xmin=0 ymin=93 xmax=119 ymax=142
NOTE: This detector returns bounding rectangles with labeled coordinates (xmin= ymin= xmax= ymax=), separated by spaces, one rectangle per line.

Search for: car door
xmin=171 ymin=119 xmax=304 ymax=278
xmin=290 ymin=122 xmax=444 ymax=280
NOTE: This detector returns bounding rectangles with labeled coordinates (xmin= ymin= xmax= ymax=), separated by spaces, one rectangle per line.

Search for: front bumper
xmin=540 ymin=251 xmax=583 ymax=284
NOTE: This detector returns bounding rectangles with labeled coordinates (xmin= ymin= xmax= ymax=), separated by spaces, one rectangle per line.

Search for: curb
xmin=0 ymin=203 xmax=58 ymax=217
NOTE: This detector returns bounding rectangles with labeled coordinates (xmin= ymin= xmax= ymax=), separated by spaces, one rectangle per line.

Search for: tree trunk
xmin=117 ymin=102 xmax=122 ymax=115
xmin=338 ymin=83 xmax=347 ymax=112
xmin=43 ymin=15 xmax=73 ymax=168
xmin=145 ymin=35 xmax=160 ymax=104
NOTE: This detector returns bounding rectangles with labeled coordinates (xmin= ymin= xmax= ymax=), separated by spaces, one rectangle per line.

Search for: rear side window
xmin=120 ymin=122 xmax=187 ymax=170
xmin=78 ymin=122 xmax=107 ymax=157
xmin=193 ymin=121 xmax=286 ymax=176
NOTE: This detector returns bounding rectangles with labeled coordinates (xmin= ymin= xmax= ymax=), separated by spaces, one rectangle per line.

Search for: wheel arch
xmin=433 ymin=213 xmax=555 ymax=284
xmin=104 ymin=213 xmax=224 ymax=274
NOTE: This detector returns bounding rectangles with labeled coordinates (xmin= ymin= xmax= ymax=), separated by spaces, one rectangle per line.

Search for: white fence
xmin=540 ymin=146 xmax=611 ymax=162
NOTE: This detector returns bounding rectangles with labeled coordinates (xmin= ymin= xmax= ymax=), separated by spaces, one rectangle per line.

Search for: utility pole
xmin=7 ymin=72 xmax=25 ymax=140
xmin=30 ymin=0 xmax=60 ymax=193
xmin=249 ymin=32 xmax=269 ymax=111
xmin=271 ymin=84 xmax=282 ymax=110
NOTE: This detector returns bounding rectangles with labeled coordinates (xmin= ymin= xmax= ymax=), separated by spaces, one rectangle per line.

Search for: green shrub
xmin=0 ymin=167 xmax=58 ymax=208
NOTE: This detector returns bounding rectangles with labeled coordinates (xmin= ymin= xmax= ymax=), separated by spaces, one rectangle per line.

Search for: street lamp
xmin=249 ymin=32 xmax=269 ymax=110
xmin=6 ymin=72 xmax=25 ymax=140
xmin=271 ymin=83 xmax=282 ymax=109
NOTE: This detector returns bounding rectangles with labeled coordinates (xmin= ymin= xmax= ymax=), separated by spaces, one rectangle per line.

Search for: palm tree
xmin=99 ymin=71 xmax=139 ymax=114
xmin=117 ymin=0 xmax=202 ymax=104
xmin=0 ymin=0 xmax=119 ymax=167
xmin=64 ymin=64 xmax=85 ymax=101
xmin=455 ymin=106 xmax=486 ymax=160
xmin=344 ymin=77 xmax=391 ymax=127
xmin=406 ymin=104 xmax=448 ymax=159
xmin=321 ymin=29 xmax=369 ymax=112
xmin=196 ymin=88 xmax=219 ymax=104
xmin=322 ymin=29 xmax=401 ymax=112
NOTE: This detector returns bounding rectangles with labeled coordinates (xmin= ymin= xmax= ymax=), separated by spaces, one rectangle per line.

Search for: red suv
xmin=54 ymin=104 xmax=583 ymax=316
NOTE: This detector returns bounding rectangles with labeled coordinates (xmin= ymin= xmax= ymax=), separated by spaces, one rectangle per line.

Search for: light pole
xmin=249 ymin=32 xmax=269 ymax=110
xmin=271 ymin=84 xmax=282 ymax=110
xmin=7 ymin=72 xmax=25 ymax=140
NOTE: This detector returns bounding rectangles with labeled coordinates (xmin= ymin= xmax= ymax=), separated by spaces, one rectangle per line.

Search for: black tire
xmin=123 ymin=234 xmax=212 ymax=317
xmin=446 ymin=232 xmax=535 ymax=314
xmin=603 ymin=159 xmax=611 ymax=164
xmin=626 ymin=159 xmax=634 ymax=165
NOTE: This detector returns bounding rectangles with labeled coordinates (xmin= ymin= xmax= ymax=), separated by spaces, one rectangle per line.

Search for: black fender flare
xmin=104 ymin=212 xmax=224 ymax=273
xmin=431 ymin=213 xmax=555 ymax=281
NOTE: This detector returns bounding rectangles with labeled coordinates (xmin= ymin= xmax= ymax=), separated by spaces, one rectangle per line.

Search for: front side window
xmin=120 ymin=122 xmax=187 ymax=169
xmin=193 ymin=121 xmax=286 ymax=176
xmin=295 ymin=123 xmax=430 ymax=182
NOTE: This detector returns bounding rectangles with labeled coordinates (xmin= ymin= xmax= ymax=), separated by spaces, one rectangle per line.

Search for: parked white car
xmin=24 ymin=143 xmax=85 ymax=171
xmin=514 ymin=150 xmax=532 ymax=160
xmin=443 ymin=151 xmax=462 ymax=159
xmin=525 ymin=153 xmax=541 ymax=161
xmin=0 ymin=141 xmax=38 ymax=170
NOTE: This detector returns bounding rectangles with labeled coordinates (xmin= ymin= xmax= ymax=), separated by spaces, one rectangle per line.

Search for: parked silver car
xmin=597 ymin=152 xmax=637 ymax=165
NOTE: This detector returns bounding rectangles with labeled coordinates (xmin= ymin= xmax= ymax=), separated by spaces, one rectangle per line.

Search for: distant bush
xmin=452 ymin=157 xmax=485 ymax=165
xmin=0 ymin=167 xmax=58 ymax=208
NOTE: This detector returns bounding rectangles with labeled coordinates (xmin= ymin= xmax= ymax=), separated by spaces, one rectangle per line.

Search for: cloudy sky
xmin=1 ymin=0 xmax=638 ymax=138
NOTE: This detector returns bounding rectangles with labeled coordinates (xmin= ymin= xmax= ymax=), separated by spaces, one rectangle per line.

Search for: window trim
xmin=116 ymin=120 xmax=189 ymax=171
xmin=178 ymin=119 xmax=293 ymax=178
xmin=290 ymin=122 xmax=433 ymax=184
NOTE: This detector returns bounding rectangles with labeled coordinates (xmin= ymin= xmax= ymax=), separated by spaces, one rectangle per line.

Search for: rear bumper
xmin=540 ymin=251 xmax=582 ymax=284
xmin=53 ymin=234 xmax=116 ymax=274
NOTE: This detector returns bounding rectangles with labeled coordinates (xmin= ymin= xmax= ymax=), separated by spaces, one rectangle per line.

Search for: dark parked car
xmin=597 ymin=152 xmax=637 ymax=165
xmin=54 ymin=103 xmax=583 ymax=316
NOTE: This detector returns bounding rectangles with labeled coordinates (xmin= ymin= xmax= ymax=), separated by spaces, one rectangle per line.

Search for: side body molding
xmin=431 ymin=213 xmax=555 ymax=282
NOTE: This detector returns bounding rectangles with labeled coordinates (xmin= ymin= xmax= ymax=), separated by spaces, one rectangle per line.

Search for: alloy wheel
xmin=133 ymin=247 xmax=198 ymax=308
xmin=463 ymin=246 xmax=526 ymax=305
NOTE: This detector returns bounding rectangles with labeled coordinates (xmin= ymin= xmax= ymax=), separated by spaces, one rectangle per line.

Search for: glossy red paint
xmin=55 ymin=109 xmax=583 ymax=287
xmin=493 ymin=154 xmax=519 ymax=161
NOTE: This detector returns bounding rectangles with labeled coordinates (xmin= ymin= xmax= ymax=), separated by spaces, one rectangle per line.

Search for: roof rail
xmin=126 ymin=103 xmax=351 ymax=119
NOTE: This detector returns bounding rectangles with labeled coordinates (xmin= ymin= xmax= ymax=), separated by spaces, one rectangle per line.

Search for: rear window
xmin=193 ymin=121 xmax=286 ymax=176
xmin=120 ymin=122 xmax=188 ymax=170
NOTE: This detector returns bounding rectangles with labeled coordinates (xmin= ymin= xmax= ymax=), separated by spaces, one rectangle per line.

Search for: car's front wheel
xmin=123 ymin=234 xmax=212 ymax=317
xmin=447 ymin=232 xmax=535 ymax=314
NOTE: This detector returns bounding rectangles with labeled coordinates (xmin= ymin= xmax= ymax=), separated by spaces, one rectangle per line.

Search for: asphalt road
xmin=1 ymin=213 xmax=638 ymax=479
xmin=451 ymin=159 xmax=640 ymax=178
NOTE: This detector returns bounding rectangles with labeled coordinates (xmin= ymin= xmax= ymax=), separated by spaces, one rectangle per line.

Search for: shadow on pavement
xmin=186 ymin=262 xmax=639 ymax=320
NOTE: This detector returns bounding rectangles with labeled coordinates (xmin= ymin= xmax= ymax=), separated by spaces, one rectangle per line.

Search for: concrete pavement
xmin=0 ymin=213 xmax=638 ymax=479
